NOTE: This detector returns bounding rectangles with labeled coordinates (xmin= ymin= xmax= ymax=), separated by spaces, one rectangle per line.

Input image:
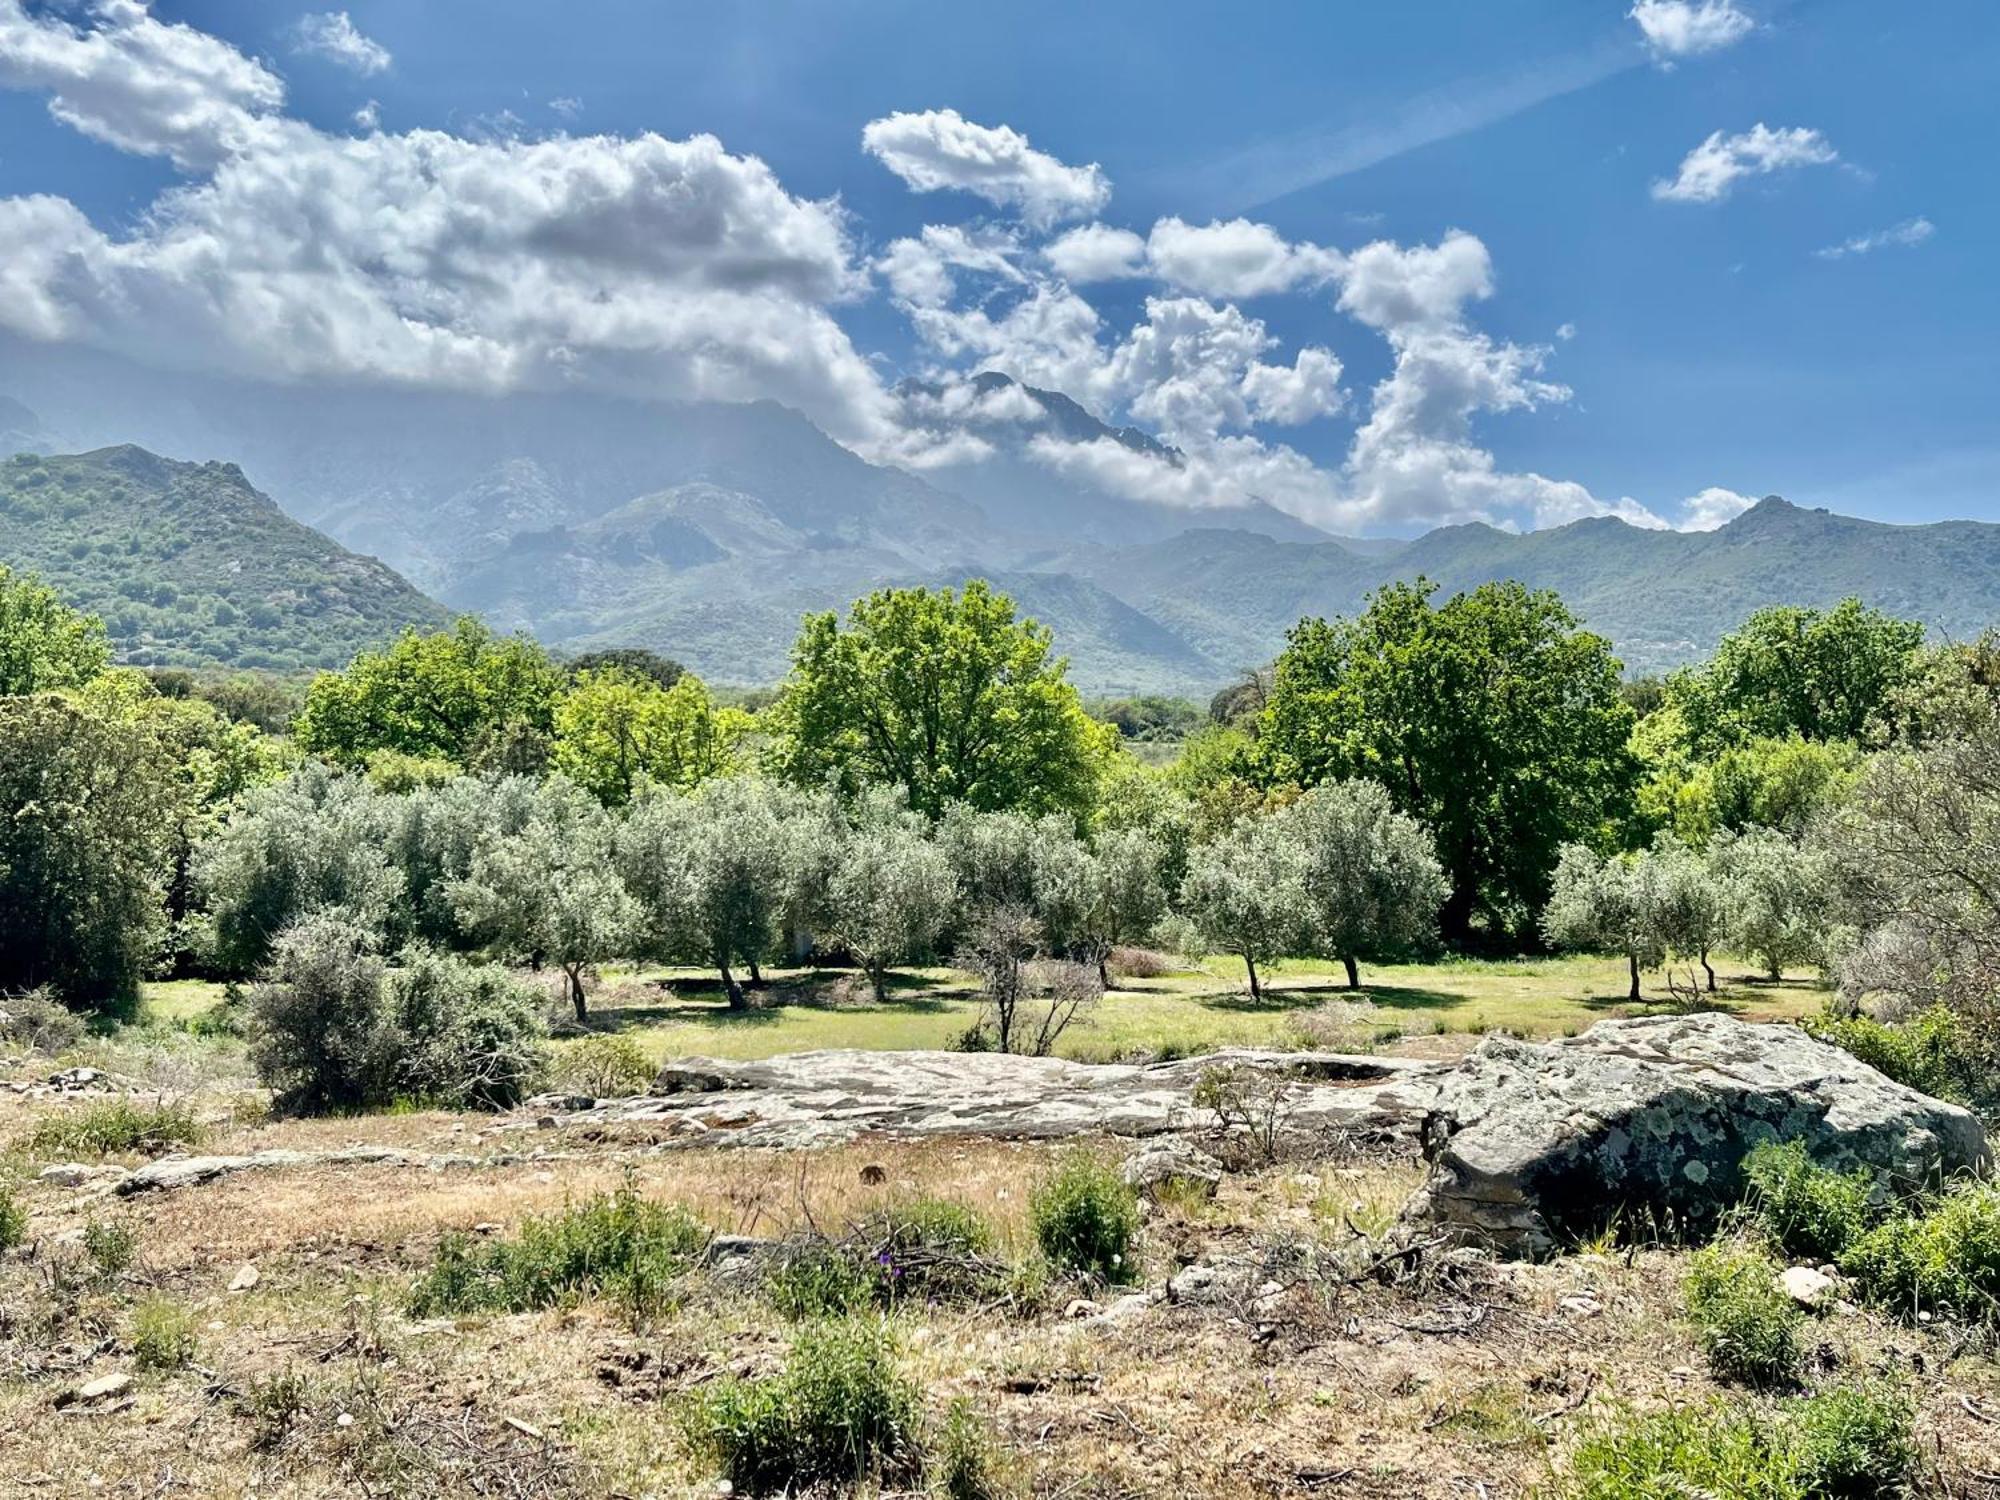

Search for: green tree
xmin=1541 ymin=844 xmax=1661 ymax=1003
xmin=0 ymin=693 xmax=182 ymax=1005
xmin=1712 ymin=827 xmax=1831 ymax=982
xmin=1281 ymin=779 xmax=1447 ymax=989
xmin=769 ymin=581 xmax=1114 ymax=819
xmin=0 ymin=566 xmax=109 ymax=694
xmin=449 ymin=778 xmax=638 ymax=1021
xmin=1644 ymin=835 xmax=1730 ymax=993
xmin=553 ymin=668 xmax=745 ymax=805
xmin=1666 ymin=599 xmax=1926 ymax=754
xmin=1260 ymin=579 xmax=1637 ymax=942
xmin=293 ymin=618 xmax=564 ymax=767
xmin=824 ymin=813 xmax=958 ymax=1001
xmin=1180 ymin=813 xmax=1308 ymax=1002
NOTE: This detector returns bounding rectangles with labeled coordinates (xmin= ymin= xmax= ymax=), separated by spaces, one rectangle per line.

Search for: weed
xmin=768 ymin=1241 xmax=876 ymax=1320
xmin=245 ymin=1365 xmax=310 ymax=1449
xmin=685 ymin=1317 xmax=925 ymax=1494
xmin=937 ymin=1395 xmax=1012 ymax=1499
xmin=1683 ymin=1243 xmax=1803 ymax=1387
xmin=1029 ymin=1151 xmax=1139 ymax=1284
xmin=1193 ymin=1062 xmax=1296 ymax=1162
xmin=1839 ymin=1179 xmax=2000 ymax=1321
xmin=0 ymin=1184 xmax=24 ymax=1250
xmin=1790 ymin=1382 xmax=1918 ymax=1499
xmin=1743 ymin=1140 xmax=1880 ymax=1261
xmin=407 ymin=1184 xmax=708 ymax=1318
xmin=1803 ymin=1006 xmax=1986 ymax=1108
xmin=82 ymin=1218 xmax=138 ymax=1279
xmin=131 ymin=1296 xmax=197 ymax=1370
xmin=1548 ymin=1403 xmax=1795 ymax=1500
xmin=28 ymin=1097 xmax=203 ymax=1157
xmin=549 ymin=1033 xmax=655 ymax=1097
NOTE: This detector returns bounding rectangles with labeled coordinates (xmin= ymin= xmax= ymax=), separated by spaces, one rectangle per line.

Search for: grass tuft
xmin=1682 ymin=1242 xmax=1803 ymax=1388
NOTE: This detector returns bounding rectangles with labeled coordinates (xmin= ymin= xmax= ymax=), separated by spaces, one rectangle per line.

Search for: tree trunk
xmin=1244 ymin=951 xmax=1262 ymax=1001
xmin=747 ymin=955 xmax=764 ymax=988
xmin=868 ymin=960 xmax=888 ymax=1003
xmin=565 ymin=963 xmax=588 ymax=1022
xmin=1628 ymin=951 xmax=1642 ymax=1004
xmin=1439 ymin=881 xmax=1476 ymax=946
xmin=1098 ymin=957 xmax=1111 ymax=990
xmin=1701 ymin=950 xmax=1716 ymax=993
xmin=1342 ymin=953 xmax=1360 ymax=990
xmin=717 ymin=955 xmax=748 ymax=1011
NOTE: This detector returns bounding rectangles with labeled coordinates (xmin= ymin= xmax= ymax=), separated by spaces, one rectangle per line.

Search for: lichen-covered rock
xmin=1120 ymin=1137 xmax=1224 ymax=1200
xmin=1402 ymin=1013 xmax=1991 ymax=1258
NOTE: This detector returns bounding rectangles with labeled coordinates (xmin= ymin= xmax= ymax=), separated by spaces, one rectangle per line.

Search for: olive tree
xmin=825 ymin=814 xmax=958 ymax=1000
xmin=1280 ymin=779 xmax=1447 ymax=989
xmin=1180 ymin=813 xmax=1309 ymax=1001
xmin=1642 ymin=835 xmax=1730 ymax=993
xmin=449 ymin=777 xmax=638 ymax=1021
xmin=1711 ymin=827 xmax=1831 ymax=982
xmin=1541 ymin=845 xmax=1661 ymax=1003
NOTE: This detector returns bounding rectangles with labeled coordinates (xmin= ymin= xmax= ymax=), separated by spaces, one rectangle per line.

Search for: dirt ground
xmin=5 ymin=1079 xmax=2000 ymax=1500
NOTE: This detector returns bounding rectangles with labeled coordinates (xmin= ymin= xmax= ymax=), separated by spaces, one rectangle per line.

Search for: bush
xmin=936 ymin=1396 xmax=1011 ymax=1500
xmin=0 ymin=1184 xmax=24 ymax=1250
xmin=1791 ymin=1383 xmax=1919 ymax=1499
xmin=250 ymin=919 xmax=545 ymax=1114
xmin=1743 ymin=1140 xmax=1879 ymax=1261
xmin=767 ymin=1241 xmax=877 ymax=1320
xmin=29 ymin=1098 xmax=204 ymax=1157
xmin=1803 ymin=1007 xmax=1986 ymax=1107
xmin=83 ymin=1218 xmax=138 ymax=1278
xmin=685 ymin=1317 xmax=924 ymax=1495
xmin=407 ymin=1185 xmax=708 ymax=1318
xmin=1107 ymin=946 xmax=1174 ymax=980
xmin=1682 ymin=1243 xmax=1803 ymax=1387
xmin=1839 ymin=1180 xmax=2000 ymax=1321
xmin=1029 ymin=1151 xmax=1139 ymax=1283
xmin=0 ymin=986 xmax=84 ymax=1054
xmin=131 ymin=1297 xmax=197 ymax=1370
xmin=548 ymin=1033 xmax=655 ymax=1097
xmin=865 ymin=1198 xmax=1001 ymax=1305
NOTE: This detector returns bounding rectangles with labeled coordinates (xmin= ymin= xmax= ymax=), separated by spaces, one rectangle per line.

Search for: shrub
xmin=407 ymin=1185 xmax=708 ymax=1318
xmin=767 ymin=1241 xmax=876 ymax=1320
xmin=1790 ymin=1383 xmax=1919 ymax=1499
xmin=1803 ymin=1007 xmax=1986 ymax=1107
xmin=1107 ymin=946 xmax=1174 ymax=980
xmin=1682 ymin=1243 xmax=1803 ymax=1387
xmin=245 ymin=1365 xmax=309 ymax=1448
xmin=685 ymin=1317 xmax=924 ymax=1495
xmin=83 ymin=1218 xmax=138 ymax=1278
xmin=1743 ymin=1140 xmax=1879 ymax=1261
xmin=0 ymin=1184 xmax=24 ymax=1250
xmin=29 ymin=1098 xmax=204 ymax=1157
xmin=0 ymin=986 xmax=84 ymax=1054
xmin=865 ymin=1198 xmax=1002 ymax=1305
xmin=1029 ymin=1151 xmax=1139 ymax=1283
xmin=1839 ymin=1180 xmax=2000 ymax=1321
xmin=388 ymin=948 xmax=547 ymax=1110
xmin=548 ymin=1033 xmax=655 ymax=1097
xmin=936 ymin=1396 xmax=1011 ymax=1500
xmin=131 ymin=1297 xmax=197 ymax=1370
xmin=1550 ymin=1403 xmax=1793 ymax=1500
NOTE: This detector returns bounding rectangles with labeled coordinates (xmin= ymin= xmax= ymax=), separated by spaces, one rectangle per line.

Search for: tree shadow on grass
xmin=1349 ymin=982 xmax=1484 ymax=1015
xmin=581 ymin=977 xmax=967 ymax=1034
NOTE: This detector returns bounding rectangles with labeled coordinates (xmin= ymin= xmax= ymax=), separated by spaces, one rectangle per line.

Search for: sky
xmin=0 ymin=0 xmax=1994 ymax=535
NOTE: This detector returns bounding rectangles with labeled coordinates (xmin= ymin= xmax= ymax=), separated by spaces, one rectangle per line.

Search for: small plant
xmin=1193 ymin=1062 xmax=1296 ymax=1162
xmin=1029 ymin=1151 xmax=1139 ymax=1284
xmin=685 ymin=1317 xmax=925 ymax=1494
xmin=1803 ymin=1006 xmax=1985 ymax=1108
xmin=29 ymin=1097 xmax=204 ymax=1157
xmin=865 ymin=1198 xmax=1003 ymax=1305
xmin=1743 ymin=1140 xmax=1879 ymax=1261
xmin=245 ymin=1365 xmax=310 ymax=1448
xmin=0 ymin=1184 xmax=24 ymax=1250
xmin=0 ymin=986 xmax=84 ymax=1054
xmin=131 ymin=1296 xmax=197 ymax=1370
xmin=407 ymin=1184 xmax=708 ymax=1317
xmin=1549 ymin=1403 xmax=1795 ymax=1500
xmin=83 ymin=1218 xmax=139 ymax=1279
xmin=547 ymin=1033 xmax=655 ymax=1097
xmin=1790 ymin=1382 xmax=1919 ymax=1499
xmin=767 ymin=1241 xmax=876 ymax=1320
xmin=1682 ymin=1243 xmax=1803 ymax=1387
xmin=936 ymin=1395 xmax=1012 ymax=1499
xmin=1839 ymin=1179 xmax=2000 ymax=1321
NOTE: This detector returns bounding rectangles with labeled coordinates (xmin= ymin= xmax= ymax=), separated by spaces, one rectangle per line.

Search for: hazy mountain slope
xmin=0 ymin=446 xmax=446 ymax=670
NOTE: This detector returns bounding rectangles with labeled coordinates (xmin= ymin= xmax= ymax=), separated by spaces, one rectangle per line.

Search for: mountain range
xmin=5 ymin=339 xmax=2000 ymax=691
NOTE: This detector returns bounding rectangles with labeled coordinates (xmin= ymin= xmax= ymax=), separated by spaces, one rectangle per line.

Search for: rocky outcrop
xmin=544 ymin=1047 xmax=1440 ymax=1151
xmin=116 ymin=1145 xmax=482 ymax=1195
xmin=1400 ymin=1013 xmax=1992 ymax=1258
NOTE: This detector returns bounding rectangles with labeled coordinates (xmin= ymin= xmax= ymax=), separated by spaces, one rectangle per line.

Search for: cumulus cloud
xmin=292 ymin=11 xmax=390 ymax=76
xmin=1042 ymin=222 xmax=1146 ymax=283
xmin=1629 ymin=1 xmax=1754 ymax=61
xmin=861 ymin=108 xmax=1109 ymax=226
xmin=1652 ymin=123 xmax=1838 ymax=204
xmin=1143 ymin=217 xmax=1343 ymax=299
xmin=1678 ymin=486 xmax=1757 ymax=529
xmin=1815 ymin=216 xmax=1934 ymax=260
xmin=0 ymin=0 xmax=899 ymax=446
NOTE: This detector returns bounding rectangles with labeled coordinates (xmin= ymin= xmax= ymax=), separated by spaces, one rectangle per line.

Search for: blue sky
xmin=1 ymin=0 xmax=1994 ymax=533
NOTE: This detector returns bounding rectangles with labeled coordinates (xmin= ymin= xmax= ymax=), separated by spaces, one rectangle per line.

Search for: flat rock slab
xmin=116 ymin=1146 xmax=483 ymax=1195
xmin=535 ymin=1048 xmax=1444 ymax=1150
xmin=1401 ymin=1012 xmax=1992 ymax=1258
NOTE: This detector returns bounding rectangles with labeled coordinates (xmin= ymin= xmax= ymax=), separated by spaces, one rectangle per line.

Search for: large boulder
xmin=1402 ymin=1012 xmax=1992 ymax=1258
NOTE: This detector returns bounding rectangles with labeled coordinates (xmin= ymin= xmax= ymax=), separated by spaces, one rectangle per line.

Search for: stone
xmin=1402 ymin=1013 xmax=1991 ymax=1258
xmin=1063 ymin=1297 xmax=1103 ymax=1319
xmin=1779 ymin=1266 xmax=1837 ymax=1309
xmin=39 ymin=1162 xmax=123 ymax=1188
xmin=1083 ymin=1291 xmax=1157 ymax=1330
xmin=1120 ymin=1137 xmax=1223 ymax=1200
xmin=228 ymin=1263 xmax=260 ymax=1292
xmin=1559 ymin=1294 xmax=1603 ymax=1317
xmin=71 ymin=1373 xmax=131 ymax=1403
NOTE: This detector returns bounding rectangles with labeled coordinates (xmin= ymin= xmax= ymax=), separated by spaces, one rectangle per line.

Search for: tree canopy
xmin=0 ymin=566 xmax=109 ymax=695
xmin=553 ymin=668 xmax=745 ymax=805
xmin=769 ymin=581 xmax=1114 ymax=819
xmin=1260 ymin=579 xmax=1637 ymax=941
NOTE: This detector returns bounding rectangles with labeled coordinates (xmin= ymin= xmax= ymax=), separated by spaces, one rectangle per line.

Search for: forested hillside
xmin=0 ymin=446 xmax=447 ymax=671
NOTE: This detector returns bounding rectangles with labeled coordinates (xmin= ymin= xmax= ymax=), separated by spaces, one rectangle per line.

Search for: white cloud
xmin=1042 ymin=222 xmax=1146 ymax=283
xmin=549 ymin=96 xmax=583 ymax=121
xmin=1104 ymin=297 xmax=1344 ymax=438
xmin=1629 ymin=1 xmax=1754 ymax=61
xmin=292 ymin=11 xmax=390 ymax=76
xmin=0 ymin=0 xmax=899 ymax=447
xmin=876 ymin=223 xmax=1025 ymax=308
xmin=1555 ymin=321 xmax=1576 ymax=340
xmin=1653 ymin=123 xmax=1838 ymax=204
xmin=1678 ymin=486 xmax=1757 ymax=529
xmin=1815 ymin=216 xmax=1934 ymax=260
xmin=861 ymin=108 xmax=1109 ymax=226
xmin=352 ymin=98 xmax=378 ymax=131
xmin=1143 ymin=217 xmax=1343 ymax=299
